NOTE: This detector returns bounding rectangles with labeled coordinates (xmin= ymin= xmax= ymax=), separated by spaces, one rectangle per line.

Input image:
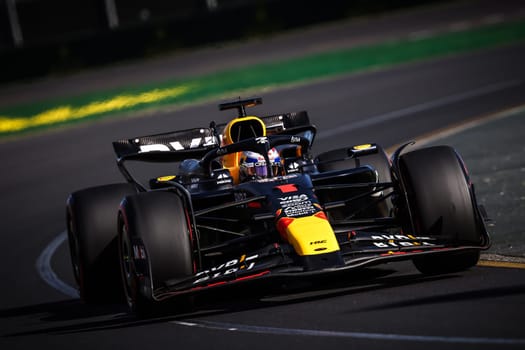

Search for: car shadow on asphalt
xmin=1 ymin=266 xmax=466 ymax=338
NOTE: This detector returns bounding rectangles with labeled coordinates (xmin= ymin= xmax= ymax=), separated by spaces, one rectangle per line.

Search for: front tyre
xmin=119 ymin=191 xmax=195 ymax=318
xmin=398 ymin=146 xmax=485 ymax=274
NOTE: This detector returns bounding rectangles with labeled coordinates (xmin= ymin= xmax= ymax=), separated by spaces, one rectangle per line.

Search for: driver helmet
xmin=240 ymin=147 xmax=282 ymax=180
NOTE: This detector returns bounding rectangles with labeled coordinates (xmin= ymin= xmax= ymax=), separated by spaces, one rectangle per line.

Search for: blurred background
xmin=0 ymin=0 xmax=443 ymax=84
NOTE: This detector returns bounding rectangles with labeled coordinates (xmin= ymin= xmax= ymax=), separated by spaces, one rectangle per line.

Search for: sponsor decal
xmin=215 ymin=172 xmax=232 ymax=185
xmin=279 ymin=194 xmax=309 ymax=205
xmin=256 ymin=136 xmax=268 ymax=144
xmin=138 ymin=136 xmax=217 ymax=153
xmin=278 ymin=194 xmax=317 ymax=217
xmin=310 ymin=240 xmax=327 ymax=245
xmin=193 ymin=254 xmax=258 ymax=285
xmin=290 ymin=136 xmax=301 ymax=143
xmin=189 ymin=177 xmax=200 ymax=190
xmin=216 ymin=179 xmax=232 ymax=185
xmin=371 ymin=234 xmax=434 ymax=248
xmin=287 ymin=161 xmax=300 ymax=173
xmin=255 ymin=174 xmax=299 ymax=183
xmin=139 ymin=144 xmax=170 ymax=152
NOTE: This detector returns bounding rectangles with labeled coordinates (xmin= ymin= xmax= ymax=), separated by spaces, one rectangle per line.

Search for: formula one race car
xmin=66 ymin=96 xmax=491 ymax=317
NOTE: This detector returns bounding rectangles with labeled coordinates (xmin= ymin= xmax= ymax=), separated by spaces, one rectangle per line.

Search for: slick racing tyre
xmin=315 ymin=144 xmax=391 ymax=179
xmin=66 ymin=183 xmax=136 ymax=303
xmin=398 ymin=146 xmax=484 ymax=274
xmin=315 ymin=144 xmax=393 ymax=217
xmin=119 ymin=191 xmax=195 ymax=318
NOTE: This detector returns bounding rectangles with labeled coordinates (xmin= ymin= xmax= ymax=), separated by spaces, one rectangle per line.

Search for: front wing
xmin=151 ymin=233 xmax=490 ymax=301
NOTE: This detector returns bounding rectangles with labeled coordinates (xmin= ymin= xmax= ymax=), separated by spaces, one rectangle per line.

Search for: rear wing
xmin=113 ymin=111 xmax=315 ymax=161
xmin=113 ymin=127 xmax=219 ymax=162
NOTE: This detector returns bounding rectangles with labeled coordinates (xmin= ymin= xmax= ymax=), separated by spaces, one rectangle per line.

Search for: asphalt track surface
xmin=1 ymin=2 xmax=525 ymax=350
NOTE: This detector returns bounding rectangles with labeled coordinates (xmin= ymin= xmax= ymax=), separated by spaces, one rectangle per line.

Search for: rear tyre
xmin=119 ymin=191 xmax=195 ymax=318
xmin=66 ymin=183 xmax=136 ymax=303
xmin=398 ymin=146 xmax=483 ymax=274
xmin=315 ymin=144 xmax=393 ymax=217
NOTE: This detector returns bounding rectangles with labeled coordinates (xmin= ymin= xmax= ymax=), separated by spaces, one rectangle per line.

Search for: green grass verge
xmin=1 ymin=19 xmax=525 ymax=138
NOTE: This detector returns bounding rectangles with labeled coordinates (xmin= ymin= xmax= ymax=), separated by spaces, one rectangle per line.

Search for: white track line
xmin=316 ymin=79 xmax=522 ymax=140
xmin=35 ymin=230 xmax=79 ymax=298
xmin=172 ymin=320 xmax=525 ymax=345
xmin=386 ymin=102 xmax=525 ymax=154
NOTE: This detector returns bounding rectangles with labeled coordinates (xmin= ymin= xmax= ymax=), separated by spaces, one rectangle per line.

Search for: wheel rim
xmin=120 ymin=223 xmax=136 ymax=307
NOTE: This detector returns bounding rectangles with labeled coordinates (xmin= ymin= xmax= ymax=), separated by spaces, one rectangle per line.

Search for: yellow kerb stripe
xmin=0 ymin=85 xmax=190 ymax=133
xmin=478 ymin=260 xmax=525 ymax=269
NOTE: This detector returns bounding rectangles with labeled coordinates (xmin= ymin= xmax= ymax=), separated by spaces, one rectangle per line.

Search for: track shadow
xmin=0 ymin=299 xmax=126 ymax=321
xmin=354 ymin=284 xmax=525 ymax=312
xmin=1 ymin=266 xmax=458 ymax=338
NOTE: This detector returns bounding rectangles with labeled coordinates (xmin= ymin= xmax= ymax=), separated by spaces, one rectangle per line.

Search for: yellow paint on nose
xmin=284 ymin=216 xmax=340 ymax=256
